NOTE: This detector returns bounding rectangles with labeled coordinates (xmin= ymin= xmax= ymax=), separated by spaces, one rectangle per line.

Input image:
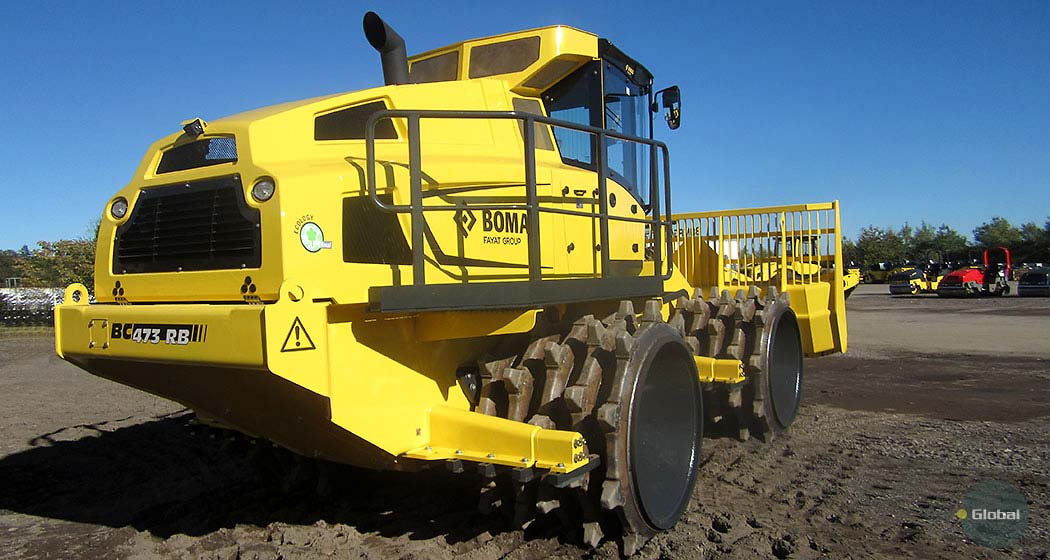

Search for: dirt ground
xmin=1 ymin=285 xmax=1048 ymax=559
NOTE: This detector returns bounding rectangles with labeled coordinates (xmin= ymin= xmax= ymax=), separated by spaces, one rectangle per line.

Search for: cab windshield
xmin=602 ymin=60 xmax=651 ymax=204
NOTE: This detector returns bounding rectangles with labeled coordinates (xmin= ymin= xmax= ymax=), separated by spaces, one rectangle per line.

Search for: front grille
xmin=113 ymin=176 xmax=261 ymax=274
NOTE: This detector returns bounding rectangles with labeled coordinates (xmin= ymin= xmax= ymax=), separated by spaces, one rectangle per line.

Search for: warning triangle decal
xmin=280 ymin=316 xmax=316 ymax=352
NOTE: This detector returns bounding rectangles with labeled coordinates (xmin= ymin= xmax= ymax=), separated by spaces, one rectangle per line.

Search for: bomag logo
xmin=455 ymin=209 xmax=529 ymax=236
xmin=482 ymin=210 xmax=529 ymax=234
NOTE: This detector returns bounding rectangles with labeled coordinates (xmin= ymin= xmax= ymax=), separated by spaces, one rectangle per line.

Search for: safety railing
xmin=364 ymin=110 xmax=674 ymax=288
xmin=671 ymin=202 xmax=844 ymax=295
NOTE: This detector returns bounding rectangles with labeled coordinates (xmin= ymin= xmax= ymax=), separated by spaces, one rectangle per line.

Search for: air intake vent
xmin=342 ymin=194 xmax=411 ymax=264
xmin=113 ymin=176 xmax=261 ymax=274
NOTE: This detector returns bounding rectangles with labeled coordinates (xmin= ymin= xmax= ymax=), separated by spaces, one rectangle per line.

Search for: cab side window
xmin=543 ymin=61 xmax=601 ymax=167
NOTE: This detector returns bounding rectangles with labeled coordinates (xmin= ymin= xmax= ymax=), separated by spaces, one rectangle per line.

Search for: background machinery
xmin=725 ymin=234 xmax=859 ymax=298
xmin=844 ymin=263 xmax=862 ymax=295
xmin=922 ymin=262 xmax=950 ymax=292
xmin=54 ymin=13 xmax=847 ymax=553
xmin=888 ymin=261 xmax=948 ymax=295
xmin=865 ymin=262 xmax=894 ymax=283
xmin=1018 ymin=266 xmax=1050 ymax=296
xmin=888 ymin=267 xmax=925 ymax=295
xmin=938 ymin=247 xmax=1011 ymax=297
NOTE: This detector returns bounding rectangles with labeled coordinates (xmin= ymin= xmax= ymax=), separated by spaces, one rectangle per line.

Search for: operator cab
xmin=405 ymin=27 xmax=681 ymax=208
xmin=773 ymin=235 xmax=821 ymax=258
xmin=541 ymin=41 xmax=654 ymax=205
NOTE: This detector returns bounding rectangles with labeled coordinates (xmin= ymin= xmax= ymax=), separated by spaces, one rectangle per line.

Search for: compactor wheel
xmin=474 ymin=300 xmax=703 ymax=554
xmin=672 ymin=287 xmax=803 ymax=441
xmin=749 ymin=295 xmax=804 ymax=433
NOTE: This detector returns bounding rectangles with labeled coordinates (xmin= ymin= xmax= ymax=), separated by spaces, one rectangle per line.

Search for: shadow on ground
xmin=0 ymin=412 xmax=513 ymax=544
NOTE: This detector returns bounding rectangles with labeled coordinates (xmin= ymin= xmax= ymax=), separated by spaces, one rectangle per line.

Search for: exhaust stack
xmin=363 ymin=12 xmax=410 ymax=86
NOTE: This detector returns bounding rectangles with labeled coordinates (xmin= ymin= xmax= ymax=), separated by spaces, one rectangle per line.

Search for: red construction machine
xmin=937 ymin=247 xmax=1011 ymax=297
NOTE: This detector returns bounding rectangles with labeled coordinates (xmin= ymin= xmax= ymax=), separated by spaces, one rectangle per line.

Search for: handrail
xmin=364 ymin=109 xmax=674 ymax=287
xmin=671 ymin=201 xmax=835 ymax=220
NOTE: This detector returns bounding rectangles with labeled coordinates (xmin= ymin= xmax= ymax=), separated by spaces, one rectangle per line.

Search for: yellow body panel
xmin=56 ymin=285 xmax=266 ymax=367
xmin=842 ymin=268 xmax=861 ymax=293
xmin=403 ymin=406 xmax=587 ymax=473
xmin=694 ymin=356 xmax=746 ymax=384
xmin=414 ymin=309 xmax=540 ymax=342
xmin=55 ymin=282 xmax=587 ymax=471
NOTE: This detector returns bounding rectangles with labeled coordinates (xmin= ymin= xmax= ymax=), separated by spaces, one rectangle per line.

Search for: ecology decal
xmin=299 ymin=222 xmax=332 ymax=252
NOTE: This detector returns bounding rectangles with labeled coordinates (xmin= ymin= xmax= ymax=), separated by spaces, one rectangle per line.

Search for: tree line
xmin=843 ymin=216 xmax=1050 ymax=268
xmin=1 ymin=240 xmax=96 ymax=289
xmin=1 ymin=221 xmax=98 ymax=289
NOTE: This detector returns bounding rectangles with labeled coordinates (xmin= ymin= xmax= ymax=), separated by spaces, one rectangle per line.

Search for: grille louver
xmin=113 ymin=176 xmax=261 ymax=274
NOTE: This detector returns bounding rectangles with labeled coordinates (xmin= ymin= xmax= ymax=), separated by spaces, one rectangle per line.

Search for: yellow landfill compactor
xmin=55 ymin=12 xmax=847 ymax=554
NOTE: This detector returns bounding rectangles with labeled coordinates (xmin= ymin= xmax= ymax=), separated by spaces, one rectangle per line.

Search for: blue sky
xmin=1 ymin=1 xmax=1047 ymax=249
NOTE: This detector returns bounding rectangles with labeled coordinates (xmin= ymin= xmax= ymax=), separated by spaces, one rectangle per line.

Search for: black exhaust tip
xmin=363 ymin=11 xmax=409 ymax=86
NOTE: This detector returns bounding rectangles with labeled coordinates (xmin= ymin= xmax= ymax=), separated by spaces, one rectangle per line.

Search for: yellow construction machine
xmin=888 ymin=268 xmax=925 ymax=294
xmin=843 ymin=264 xmax=862 ymax=295
xmin=866 ymin=262 xmax=894 ymax=283
xmin=55 ymin=13 xmax=847 ymax=553
xmin=725 ymin=233 xmax=859 ymax=298
xmin=888 ymin=262 xmax=948 ymax=295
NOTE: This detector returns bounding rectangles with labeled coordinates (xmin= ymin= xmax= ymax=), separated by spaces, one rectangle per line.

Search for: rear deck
xmin=671 ymin=201 xmax=848 ymax=355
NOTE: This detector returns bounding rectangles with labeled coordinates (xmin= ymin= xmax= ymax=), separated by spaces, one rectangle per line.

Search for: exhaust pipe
xmin=363 ymin=12 xmax=410 ymax=86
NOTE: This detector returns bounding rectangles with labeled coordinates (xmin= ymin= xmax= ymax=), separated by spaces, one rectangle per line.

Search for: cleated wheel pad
xmin=473 ymin=300 xmax=704 ymax=553
xmin=671 ymin=287 xmax=805 ymax=441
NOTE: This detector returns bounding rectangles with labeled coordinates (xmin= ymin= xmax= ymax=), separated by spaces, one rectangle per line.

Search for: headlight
xmin=252 ymin=177 xmax=276 ymax=202
xmin=110 ymin=197 xmax=129 ymax=219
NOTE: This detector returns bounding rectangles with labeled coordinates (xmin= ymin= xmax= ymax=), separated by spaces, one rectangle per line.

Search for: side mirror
xmin=652 ymin=85 xmax=681 ymax=130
